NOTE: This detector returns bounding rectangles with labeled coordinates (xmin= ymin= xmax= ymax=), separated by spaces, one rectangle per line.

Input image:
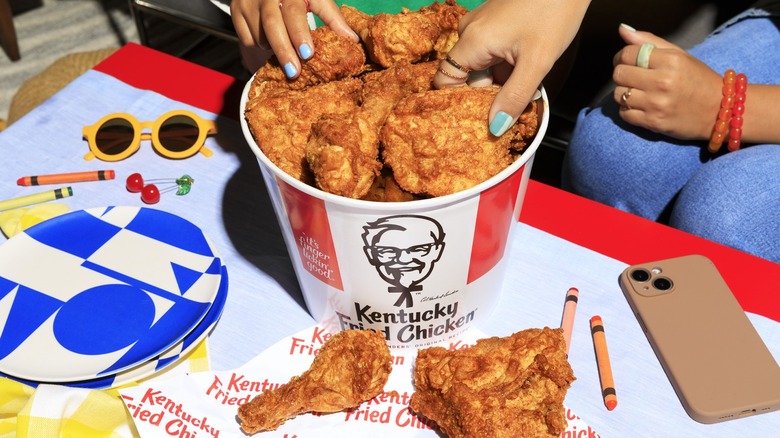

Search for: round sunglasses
xmin=82 ymin=110 xmax=216 ymax=161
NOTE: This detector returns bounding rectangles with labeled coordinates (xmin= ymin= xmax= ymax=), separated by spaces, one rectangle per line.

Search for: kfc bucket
xmin=240 ymin=82 xmax=549 ymax=349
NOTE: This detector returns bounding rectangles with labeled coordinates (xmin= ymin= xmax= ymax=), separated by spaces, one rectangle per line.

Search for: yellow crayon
xmin=0 ymin=187 xmax=73 ymax=212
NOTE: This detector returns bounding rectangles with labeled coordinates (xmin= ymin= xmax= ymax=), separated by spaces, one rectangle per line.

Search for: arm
xmin=612 ymin=25 xmax=780 ymax=145
xmin=742 ymin=84 xmax=780 ymax=144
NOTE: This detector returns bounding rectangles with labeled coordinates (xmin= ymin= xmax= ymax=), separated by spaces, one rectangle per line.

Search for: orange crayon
xmin=17 ymin=170 xmax=115 ymax=186
xmin=560 ymin=287 xmax=579 ymax=355
xmin=591 ymin=315 xmax=618 ymax=410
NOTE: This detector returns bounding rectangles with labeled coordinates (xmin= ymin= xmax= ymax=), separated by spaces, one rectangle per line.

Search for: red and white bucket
xmin=240 ymin=84 xmax=549 ymax=349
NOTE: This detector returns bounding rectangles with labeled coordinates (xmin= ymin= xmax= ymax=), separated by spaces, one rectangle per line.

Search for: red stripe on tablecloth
xmin=93 ymin=43 xmax=242 ymax=120
xmin=520 ymin=182 xmax=779 ymax=323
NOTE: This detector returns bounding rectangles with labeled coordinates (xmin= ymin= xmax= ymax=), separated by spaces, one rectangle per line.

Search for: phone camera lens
xmin=653 ymin=277 xmax=673 ymax=291
xmin=630 ymin=268 xmax=651 ymax=282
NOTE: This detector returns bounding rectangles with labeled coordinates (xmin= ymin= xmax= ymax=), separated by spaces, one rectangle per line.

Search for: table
xmin=1 ymin=43 xmax=777 ymax=436
xmin=92 ymin=43 xmax=780 ymax=325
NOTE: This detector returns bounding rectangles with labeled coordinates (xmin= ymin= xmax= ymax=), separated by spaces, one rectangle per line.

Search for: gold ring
xmin=637 ymin=43 xmax=655 ymax=69
xmin=621 ymin=87 xmax=633 ymax=109
xmin=438 ymin=67 xmax=468 ymax=81
xmin=445 ymin=55 xmax=470 ymax=73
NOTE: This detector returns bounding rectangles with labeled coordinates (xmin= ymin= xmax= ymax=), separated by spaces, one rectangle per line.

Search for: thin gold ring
xmin=438 ymin=67 xmax=468 ymax=81
xmin=445 ymin=55 xmax=470 ymax=73
xmin=621 ymin=87 xmax=633 ymax=109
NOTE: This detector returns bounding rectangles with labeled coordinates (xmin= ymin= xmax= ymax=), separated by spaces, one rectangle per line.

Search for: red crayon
xmin=17 ymin=170 xmax=115 ymax=186
xmin=591 ymin=315 xmax=618 ymax=410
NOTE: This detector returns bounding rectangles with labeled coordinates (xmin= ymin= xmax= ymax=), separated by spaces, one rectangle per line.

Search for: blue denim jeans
xmin=562 ymin=8 xmax=780 ymax=263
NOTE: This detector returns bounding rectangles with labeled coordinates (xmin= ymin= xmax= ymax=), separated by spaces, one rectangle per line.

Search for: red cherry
xmin=126 ymin=173 xmax=144 ymax=193
xmin=141 ymin=184 xmax=160 ymax=204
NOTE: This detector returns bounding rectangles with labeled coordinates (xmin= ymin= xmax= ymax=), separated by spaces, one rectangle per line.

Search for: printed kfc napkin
xmin=119 ymin=325 xmax=601 ymax=437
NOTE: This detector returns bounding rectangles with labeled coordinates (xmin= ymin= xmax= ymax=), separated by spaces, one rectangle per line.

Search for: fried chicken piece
xmin=360 ymin=168 xmax=417 ymax=202
xmin=340 ymin=3 xmax=372 ymax=38
xmin=306 ymin=112 xmax=382 ymax=198
xmin=245 ymin=78 xmax=362 ymax=183
xmin=306 ymin=61 xmax=438 ymax=198
xmin=381 ymin=87 xmax=539 ymax=197
xmin=247 ymin=26 xmax=366 ymax=96
xmin=342 ymin=0 xmax=467 ymax=67
xmin=410 ymin=327 xmax=575 ymax=438
xmin=237 ymin=329 xmax=393 ymax=434
xmin=420 ymin=0 xmax=467 ymax=57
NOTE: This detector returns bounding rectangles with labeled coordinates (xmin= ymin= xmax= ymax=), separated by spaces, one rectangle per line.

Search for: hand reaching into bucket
xmin=230 ymin=0 xmax=359 ymax=75
xmin=434 ymin=0 xmax=589 ymax=136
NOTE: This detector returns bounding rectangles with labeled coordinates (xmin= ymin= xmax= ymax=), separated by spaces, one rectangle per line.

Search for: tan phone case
xmin=619 ymin=254 xmax=780 ymax=423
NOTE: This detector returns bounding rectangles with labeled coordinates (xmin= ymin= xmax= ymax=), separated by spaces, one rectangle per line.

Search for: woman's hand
xmin=434 ymin=0 xmax=590 ymax=136
xmin=230 ymin=0 xmax=358 ymax=75
xmin=612 ymin=24 xmax=723 ymax=140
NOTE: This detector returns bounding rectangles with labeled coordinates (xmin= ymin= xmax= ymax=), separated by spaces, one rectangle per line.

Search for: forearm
xmin=743 ymin=84 xmax=780 ymax=144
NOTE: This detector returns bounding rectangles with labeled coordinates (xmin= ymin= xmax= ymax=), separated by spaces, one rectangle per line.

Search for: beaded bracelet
xmin=708 ymin=70 xmax=735 ymax=153
xmin=708 ymin=69 xmax=747 ymax=153
xmin=727 ymin=73 xmax=747 ymax=151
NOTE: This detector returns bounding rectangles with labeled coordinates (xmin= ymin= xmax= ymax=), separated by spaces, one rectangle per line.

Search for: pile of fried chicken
xmin=237 ymin=327 xmax=574 ymax=437
xmin=244 ymin=0 xmax=540 ymax=201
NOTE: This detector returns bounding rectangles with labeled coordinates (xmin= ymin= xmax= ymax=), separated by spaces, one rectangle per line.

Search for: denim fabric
xmin=562 ymin=9 xmax=780 ymax=263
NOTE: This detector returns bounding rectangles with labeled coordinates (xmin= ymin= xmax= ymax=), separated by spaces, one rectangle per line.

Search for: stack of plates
xmin=0 ymin=206 xmax=228 ymax=389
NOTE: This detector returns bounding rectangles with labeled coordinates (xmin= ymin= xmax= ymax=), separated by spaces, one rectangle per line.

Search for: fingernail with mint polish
xmin=620 ymin=23 xmax=636 ymax=32
xmin=283 ymin=62 xmax=298 ymax=78
xmin=299 ymin=43 xmax=313 ymax=60
xmin=490 ymin=112 xmax=514 ymax=137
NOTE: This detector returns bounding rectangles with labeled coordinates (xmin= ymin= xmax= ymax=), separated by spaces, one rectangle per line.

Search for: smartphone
xmin=619 ymin=254 xmax=780 ymax=424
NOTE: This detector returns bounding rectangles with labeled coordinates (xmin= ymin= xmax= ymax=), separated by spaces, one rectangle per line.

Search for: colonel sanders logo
xmin=361 ymin=215 xmax=446 ymax=308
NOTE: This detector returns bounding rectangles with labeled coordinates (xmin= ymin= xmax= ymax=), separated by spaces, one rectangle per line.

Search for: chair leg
xmin=128 ymin=1 xmax=150 ymax=46
xmin=0 ymin=0 xmax=21 ymax=61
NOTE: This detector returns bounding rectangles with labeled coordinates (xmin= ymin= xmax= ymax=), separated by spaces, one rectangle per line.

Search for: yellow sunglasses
xmin=83 ymin=110 xmax=216 ymax=161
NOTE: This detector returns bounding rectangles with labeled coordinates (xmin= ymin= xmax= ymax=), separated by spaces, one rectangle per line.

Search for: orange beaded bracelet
xmin=727 ymin=73 xmax=747 ymax=151
xmin=708 ymin=69 xmax=747 ymax=153
xmin=708 ymin=70 xmax=735 ymax=153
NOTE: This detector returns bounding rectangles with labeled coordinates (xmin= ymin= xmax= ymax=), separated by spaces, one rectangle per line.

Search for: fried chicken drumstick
xmin=237 ymin=329 xmax=393 ymax=434
xmin=410 ymin=327 xmax=575 ymax=438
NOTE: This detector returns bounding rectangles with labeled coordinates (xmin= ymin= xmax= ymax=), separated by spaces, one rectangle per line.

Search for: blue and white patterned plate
xmin=0 ymin=264 xmax=228 ymax=389
xmin=0 ymin=206 xmax=222 ymax=382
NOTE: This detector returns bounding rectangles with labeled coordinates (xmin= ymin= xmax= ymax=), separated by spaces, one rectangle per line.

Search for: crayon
xmin=560 ymin=287 xmax=579 ymax=355
xmin=17 ymin=170 xmax=115 ymax=186
xmin=591 ymin=315 xmax=618 ymax=411
xmin=0 ymin=187 xmax=73 ymax=212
